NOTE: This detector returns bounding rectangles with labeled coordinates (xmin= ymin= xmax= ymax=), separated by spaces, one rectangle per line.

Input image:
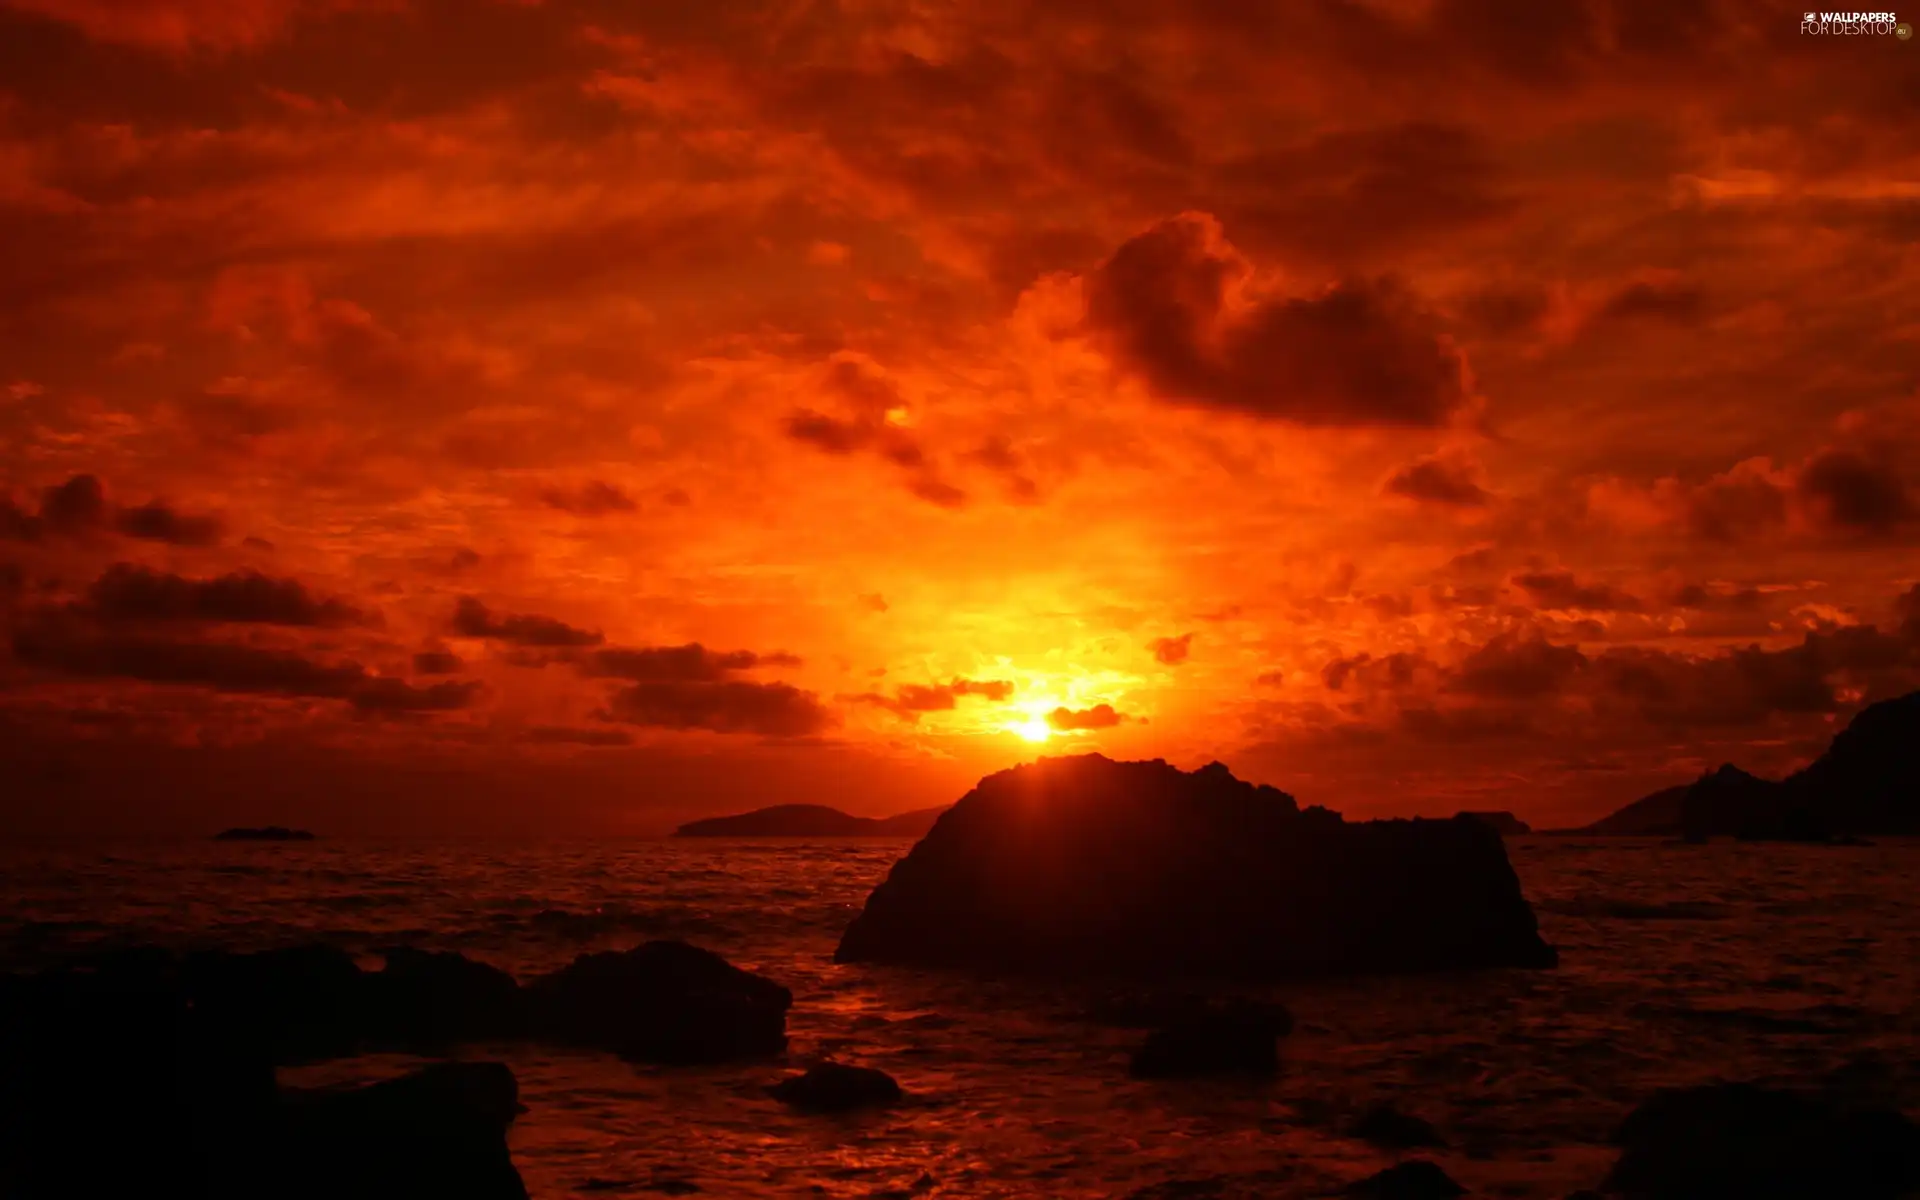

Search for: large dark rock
xmin=1 ymin=956 xmax=530 ymax=1199
xmin=1580 ymin=689 xmax=1920 ymax=839
xmin=526 ymin=940 xmax=792 ymax=1063
xmin=1128 ymin=1001 xmax=1293 ymax=1079
xmin=1682 ymin=764 xmax=1794 ymax=842
xmin=0 ymin=954 xmax=277 ymax=1198
xmin=184 ymin=944 xmax=368 ymax=1064
xmin=367 ymin=947 xmax=527 ymax=1050
xmin=767 ymin=1062 xmax=903 ymax=1111
xmin=834 ymin=755 xmax=1556 ymax=980
xmin=1601 ymin=1082 xmax=1920 ymax=1199
xmin=274 ymin=1062 xmax=528 ymax=1200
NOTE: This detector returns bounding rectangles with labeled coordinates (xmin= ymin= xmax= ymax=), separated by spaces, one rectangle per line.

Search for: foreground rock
xmin=1128 ymin=1001 xmax=1293 ymax=1079
xmin=527 ymin=940 xmax=792 ymax=1063
xmin=1345 ymin=1160 xmax=1466 ymax=1198
xmin=835 ymin=755 xmax=1556 ymax=979
xmin=675 ymin=803 xmax=949 ymax=837
xmin=767 ymin=1062 xmax=903 ymax=1111
xmin=0 ymin=958 xmax=528 ymax=1198
xmin=277 ymin=1062 xmax=527 ymax=1200
xmin=1577 ymin=688 xmax=1920 ymax=839
xmin=1601 ymin=1082 xmax=1920 ymax=1199
xmin=3 ymin=938 xmax=787 ymax=1065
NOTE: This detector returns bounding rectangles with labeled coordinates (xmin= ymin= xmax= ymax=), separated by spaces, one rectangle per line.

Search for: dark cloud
xmin=1796 ymin=450 xmax=1914 ymax=535
xmin=1459 ymin=285 xmax=1550 ymax=337
xmin=1396 ymin=704 xmax=1537 ymax=743
xmin=967 ymin=436 xmax=1040 ymax=503
xmin=85 ymin=564 xmax=370 ymax=627
xmin=1312 ymin=592 xmax=1920 ymax=737
xmin=539 ymin=481 xmax=637 ymax=516
xmin=1323 ymin=650 xmax=1432 ymax=692
xmin=852 ymin=678 xmax=1016 ymax=721
xmin=1670 ymin=583 xmax=1765 ymax=611
xmin=906 ymin=475 xmax=968 ymax=509
xmin=1510 ymin=569 xmax=1643 ymax=612
xmin=10 ymin=623 xmax=479 ymax=715
xmin=113 ymin=500 xmax=223 ymax=545
xmin=523 ymin=725 xmax=634 ymax=747
xmin=451 ymin=596 xmax=603 ymax=647
xmin=1217 ymin=123 xmax=1512 ymax=266
xmin=785 ymin=409 xmax=872 ymax=455
xmin=1082 ymin=213 xmax=1473 ymax=427
xmin=412 ymin=649 xmax=463 ymax=675
xmin=37 ymin=474 xmax=106 ymax=534
xmin=1047 ymin=703 xmax=1127 ymax=730
xmin=1589 ymin=630 xmax=1895 ymax=730
xmin=1150 ymin=633 xmax=1193 ymax=664
xmin=586 ymin=643 xmax=802 ymax=682
xmin=781 ymin=361 xmax=970 ymax=507
xmin=599 ymin=679 xmax=834 ymax=737
xmin=0 ymin=498 xmax=37 ymax=542
xmin=0 ymin=475 xmax=222 ymax=545
xmin=1447 ymin=632 xmax=1589 ymax=698
xmin=1685 ymin=464 xmax=1791 ymax=541
xmin=1898 ymin=584 xmax=1920 ymax=628
xmin=1596 ymin=279 xmax=1706 ymax=324
xmin=1384 ymin=454 xmax=1492 ymax=506
xmin=347 ymin=677 xmax=483 ymax=714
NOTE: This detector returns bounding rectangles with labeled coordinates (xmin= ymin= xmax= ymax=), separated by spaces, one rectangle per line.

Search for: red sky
xmin=2 ymin=0 xmax=1918 ymax=834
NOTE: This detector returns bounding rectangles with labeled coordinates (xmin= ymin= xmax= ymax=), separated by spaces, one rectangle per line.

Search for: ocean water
xmin=2 ymin=836 xmax=1917 ymax=1198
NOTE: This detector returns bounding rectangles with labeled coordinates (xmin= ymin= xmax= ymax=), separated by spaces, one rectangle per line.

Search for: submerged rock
xmin=766 ymin=1062 xmax=903 ymax=1111
xmin=1349 ymin=1102 xmax=1447 ymax=1149
xmin=835 ymin=755 xmax=1556 ymax=980
xmin=1345 ymin=1160 xmax=1466 ymax=1198
xmin=275 ymin=1062 xmax=527 ymax=1200
xmin=1601 ymin=1082 xmax=1920 ymax=1199
xmin=1127 ymin=1001 xmax=1293 ymax=1079
xmin=526 ymin=940 xmax=791 ymax=1064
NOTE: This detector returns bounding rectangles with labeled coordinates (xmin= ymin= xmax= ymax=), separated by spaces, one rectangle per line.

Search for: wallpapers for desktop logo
xmin=1801 ymin=10 xmax=1912 ymax=35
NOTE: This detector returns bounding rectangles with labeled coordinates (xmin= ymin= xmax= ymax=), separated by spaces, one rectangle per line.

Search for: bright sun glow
xmin=1010 ymin=717 xmax=1053 ymax=743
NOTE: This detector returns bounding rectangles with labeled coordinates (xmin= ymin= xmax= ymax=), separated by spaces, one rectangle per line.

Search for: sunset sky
xmin=3 ymin=0 xmax=1918 ymax=834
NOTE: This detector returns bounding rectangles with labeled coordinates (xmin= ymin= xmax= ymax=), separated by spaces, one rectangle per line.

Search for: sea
xmin=2 ymin=836 xmax=1917 ymax=1199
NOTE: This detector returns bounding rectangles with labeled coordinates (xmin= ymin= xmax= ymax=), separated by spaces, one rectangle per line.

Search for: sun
xmin=1010 ymin=716 xmax=1052 ymax=743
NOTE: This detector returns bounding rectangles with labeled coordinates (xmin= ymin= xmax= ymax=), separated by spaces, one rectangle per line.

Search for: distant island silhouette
xmin=836 ymin=754 xmax=1555 ymax=979
xmin=673 ymin=804 xmax=949 ymax=838
xmin=212 ymin=826 xmax=316 ymax=842
xmin=1573 ymin=688 xmax=1920 ymax=840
